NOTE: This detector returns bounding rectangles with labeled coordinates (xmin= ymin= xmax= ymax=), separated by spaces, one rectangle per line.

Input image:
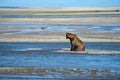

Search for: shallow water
xmin=0 ymin=42 xmax=120 ymax=79
xmin=0 ymin=23 xmax=120 ymax=34
xmin=89 ymin=24 xmax=120 ymax=32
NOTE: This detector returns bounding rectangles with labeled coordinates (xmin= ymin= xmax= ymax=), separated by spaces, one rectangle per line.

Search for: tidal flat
xmin=0 ymin=7 xmax=120 ymax=79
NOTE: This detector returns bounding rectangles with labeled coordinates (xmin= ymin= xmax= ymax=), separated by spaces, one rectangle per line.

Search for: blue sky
xmin=0 ymin=0 xmax=120 ymax=7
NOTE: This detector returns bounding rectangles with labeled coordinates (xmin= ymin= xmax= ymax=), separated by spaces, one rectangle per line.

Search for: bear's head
xmin=66 ymin=33 xmax=76 ymax=40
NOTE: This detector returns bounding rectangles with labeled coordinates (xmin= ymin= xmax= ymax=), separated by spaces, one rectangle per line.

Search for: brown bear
xmin=66 ymin=33 xmax=85 ymax=51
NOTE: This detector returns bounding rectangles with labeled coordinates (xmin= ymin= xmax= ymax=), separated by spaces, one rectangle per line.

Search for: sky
xmin=0 ymin=0 xmax=120 ymax=7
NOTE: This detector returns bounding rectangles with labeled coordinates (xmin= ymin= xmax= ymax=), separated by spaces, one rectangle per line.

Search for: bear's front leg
xmin=70 ymin=47 xmax=74 ymax=51
xmin=71 ymin=44 xmax=76 ymax=51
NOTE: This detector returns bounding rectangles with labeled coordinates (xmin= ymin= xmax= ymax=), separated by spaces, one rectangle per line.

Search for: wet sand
xmin=0 ymin=67 xmax=119 ymax=79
